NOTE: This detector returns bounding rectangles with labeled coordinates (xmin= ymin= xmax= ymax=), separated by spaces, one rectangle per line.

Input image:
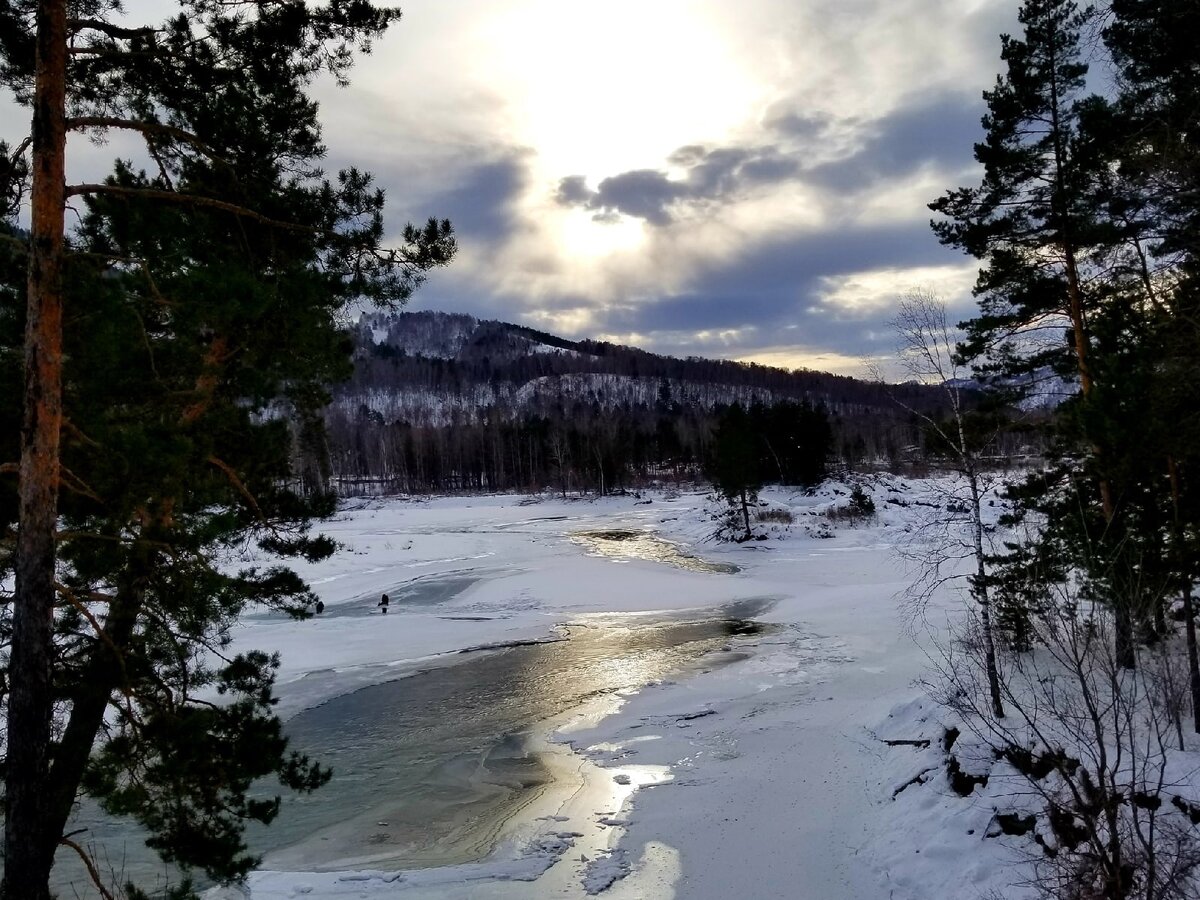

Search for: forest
xmin=317 ymin=310 xmax=965 ymax=495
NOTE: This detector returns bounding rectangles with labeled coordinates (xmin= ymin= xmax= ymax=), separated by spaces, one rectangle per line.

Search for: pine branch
xmin=0 ymin=233 xmax=30 ymax=255
xmin=62 ymin=417 xmax=103 ymax=450
xmin=59 ymin=464 xmax=104 ymax=504
xmin=207 ymin=455 xmax=267 ymax=525
xmin=65 ymin=184 xmax=315 ymax=232
xmin=66 ymin=116 xmax=227 ymax=166
xmin=8 ymin=135 xmax=33 ymax=161
xmin=67 ymin=18 xmax=161 ymax=39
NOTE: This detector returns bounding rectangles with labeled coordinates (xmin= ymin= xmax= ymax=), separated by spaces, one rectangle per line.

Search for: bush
xmin=849 ymin=484 xmax=875 ymax=517
xmin=825 ymin=484 xmax=876 ymax=525
xmin=755 ymin=507 xmax=794 ymax=524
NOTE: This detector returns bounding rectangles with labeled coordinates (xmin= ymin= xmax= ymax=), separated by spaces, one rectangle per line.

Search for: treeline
xmin=324 ymin=397 xmax=835 ymax=495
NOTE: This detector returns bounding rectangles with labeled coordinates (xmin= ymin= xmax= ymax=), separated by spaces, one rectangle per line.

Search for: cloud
xmin=556 ymin=143 xmax=802 ymax=226
xmin=0 ymin=0 xmax=1020 ymax=376
xmin=808 ymin=93 xmax=986 ymax=191
xmin=426 ymin=153 xmax=531 ymax=240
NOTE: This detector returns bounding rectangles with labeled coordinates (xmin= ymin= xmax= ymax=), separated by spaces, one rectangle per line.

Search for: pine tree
xmin=1100 ymin=0 xmax=1200 ymax=729
xmin=0 ymin=1 xmax=455 ymax=896
xmin=929 ymin=0 xmax=1149 ymax=667
xmin=708 ymin=404 xmax=760 ymax=542
xmin=931 ymin=0 xmax=1105 ymax=397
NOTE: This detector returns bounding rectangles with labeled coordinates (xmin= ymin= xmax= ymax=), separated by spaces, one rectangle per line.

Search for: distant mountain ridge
xmin=339 ymin=310 xmax=944 ymax=425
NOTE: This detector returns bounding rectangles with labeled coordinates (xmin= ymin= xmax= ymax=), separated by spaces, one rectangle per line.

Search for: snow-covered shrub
xmin=926 ymin=593 xmax=1200 ymax=900
xmin=824 ymin=484 xmax=876 ymax=525
xmin=755 ymin=507 xmax=794 ymax=524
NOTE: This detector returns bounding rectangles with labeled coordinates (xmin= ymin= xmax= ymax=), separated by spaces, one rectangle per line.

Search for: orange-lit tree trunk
xmin=3 ymin=0 xmax=67 ymax=895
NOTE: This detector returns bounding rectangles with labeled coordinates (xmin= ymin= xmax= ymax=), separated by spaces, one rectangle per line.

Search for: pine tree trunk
xmin=43 ymin=581 xmax=144 ymax=862
xmin=3 ymin=0 xmax=68 ymax=895
xmin=740 ymin=488 xmax=751 ymax=542
xmin=1053 ymin=61 xmax=1127 ymax=667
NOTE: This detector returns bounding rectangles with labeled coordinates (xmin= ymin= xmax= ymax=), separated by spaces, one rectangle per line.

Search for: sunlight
xmin=738 ymin=347 xmax=871 ymax=376
xmin=558 ymin=208 xmax=647 ymax=260
xmin=475 ymin=1 xmax=764 ymax=181
xmin=816 ymin=264 xmax=978 ymax=315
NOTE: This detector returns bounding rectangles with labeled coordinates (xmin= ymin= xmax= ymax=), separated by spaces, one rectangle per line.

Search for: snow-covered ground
xmin=201 ymin=475 xmax=1044 ymax=900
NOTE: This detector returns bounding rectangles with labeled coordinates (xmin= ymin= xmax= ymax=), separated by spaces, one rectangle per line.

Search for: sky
xmin=3 ymin=0 xmax=1023 ymax=376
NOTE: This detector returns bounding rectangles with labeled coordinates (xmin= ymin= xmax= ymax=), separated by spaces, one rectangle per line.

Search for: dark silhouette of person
xmin=315 ymin=600 xmax=325 ymax=614
xmin=379 ymin=593 xmax=389 ymax=614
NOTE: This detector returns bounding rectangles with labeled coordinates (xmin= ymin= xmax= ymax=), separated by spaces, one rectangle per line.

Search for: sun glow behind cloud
xmin=308 ymin=1 xmax=1013 ymax=366
xmin=476 ymin=2 xmax=765 ymax=184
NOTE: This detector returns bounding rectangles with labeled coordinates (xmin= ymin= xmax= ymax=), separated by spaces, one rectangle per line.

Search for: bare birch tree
xmin=884 ymin=289 xmax=1006 ymax=718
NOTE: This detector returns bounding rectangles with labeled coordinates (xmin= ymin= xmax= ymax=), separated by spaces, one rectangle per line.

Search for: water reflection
xmin=50 ymin=606 xmax=773 ymax=896
xmin=570 ymin=529 xmax=739 ymax=574
xmin=257 ymin=607 xmax=771 ymax=871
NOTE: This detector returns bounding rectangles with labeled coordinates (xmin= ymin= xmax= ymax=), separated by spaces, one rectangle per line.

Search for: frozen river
xmin=52 ymin=503 xmax=774 ymax=898
xmin=252 ymin=602 xmax=774 ymax=872
xmin=52 ymin=483 xmax=960 ymax=900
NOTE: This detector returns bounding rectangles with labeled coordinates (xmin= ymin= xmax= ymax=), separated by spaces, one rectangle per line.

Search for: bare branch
xmin=57 ymin=836 xmax=116 ymax=900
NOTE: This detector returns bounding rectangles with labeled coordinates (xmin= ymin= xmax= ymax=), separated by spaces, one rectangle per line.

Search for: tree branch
xmin=207 ymin=455 xmax=266 ymax=524
xmin=57 ymin=836 xmax=116 ymax=900
xmin=67 ymin=18 xmax=161 ymax=39
xmin=65 ymin=184 xmax=314 ymax=233
xmin=59 ymin=465 xmax=104 ymax=504
xmin=66 ymin=117 xmax=226 ymax=166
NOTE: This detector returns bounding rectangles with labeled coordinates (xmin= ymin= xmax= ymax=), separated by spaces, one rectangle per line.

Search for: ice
xmin=196 ymin=477 xmax=1139 ymax=900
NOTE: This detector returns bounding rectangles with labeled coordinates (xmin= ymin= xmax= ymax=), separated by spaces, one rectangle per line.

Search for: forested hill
xmin=321 ymin=310 xmax=946 ymax=494
xmin=339 ymin=310 xmax=940 ymax=420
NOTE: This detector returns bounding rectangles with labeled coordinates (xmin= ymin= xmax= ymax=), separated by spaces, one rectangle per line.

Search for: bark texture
xmin=4 ymin=0 xmax=68 ymax=895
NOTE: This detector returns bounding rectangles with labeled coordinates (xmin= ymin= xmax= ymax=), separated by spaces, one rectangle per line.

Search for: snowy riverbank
xmin=197 ymin=475 xmax=1044 ymax=900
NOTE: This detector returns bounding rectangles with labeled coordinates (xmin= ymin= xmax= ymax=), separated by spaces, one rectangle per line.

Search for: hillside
xmin=319 ymin=311 xmax=948 ymax=494
xmin=338 ymin=311 xmax=942 ymax=425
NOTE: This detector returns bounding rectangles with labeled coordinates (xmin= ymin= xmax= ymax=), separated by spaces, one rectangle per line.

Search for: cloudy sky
xmin=6 ymin=0 xmax=1023 ymax=375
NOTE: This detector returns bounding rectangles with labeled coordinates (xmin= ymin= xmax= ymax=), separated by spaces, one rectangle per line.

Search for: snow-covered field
xmin=201 ymin=475 xmax=1047 ymax=900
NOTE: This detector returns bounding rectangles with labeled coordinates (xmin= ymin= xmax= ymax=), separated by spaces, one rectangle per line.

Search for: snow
xmin=190 ymin=475 xmax=1194 ymax=900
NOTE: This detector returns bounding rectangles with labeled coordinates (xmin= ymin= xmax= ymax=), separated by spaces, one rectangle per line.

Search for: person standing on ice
xmin=379 ymin=593 xmax=389 ymax=614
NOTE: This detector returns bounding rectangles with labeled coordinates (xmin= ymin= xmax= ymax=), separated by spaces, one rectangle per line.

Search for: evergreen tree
xmin=931 ymin=0 xmax=1106 ymax=398
xmin=0 ymin=1 xmax=454 ymax=896
xmin=929 ymin=0 xmax=1149 ymax=668
xmin=1101 ymin=0 xmax=1200 ymax=726
xmin=708 ymin=404 xmax=760 ymax=542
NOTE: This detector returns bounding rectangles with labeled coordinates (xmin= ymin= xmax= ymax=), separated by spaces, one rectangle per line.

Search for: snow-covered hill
xmin=340 ymin=310 xmax=943 ymax=427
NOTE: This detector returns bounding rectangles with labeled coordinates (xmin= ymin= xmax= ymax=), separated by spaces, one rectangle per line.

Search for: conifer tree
xmin=708 ymin=404 xmax=760 ymax=542
xmin=929 ymin=0 xmax=1149 ymax=668
xmin=1101 ymin=0 xmax=1200 ymax=728
xmin=0 ymin=1 xmax=454 ymax=896
xmin=931 ymin=0 xmax=1104 ymax=398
